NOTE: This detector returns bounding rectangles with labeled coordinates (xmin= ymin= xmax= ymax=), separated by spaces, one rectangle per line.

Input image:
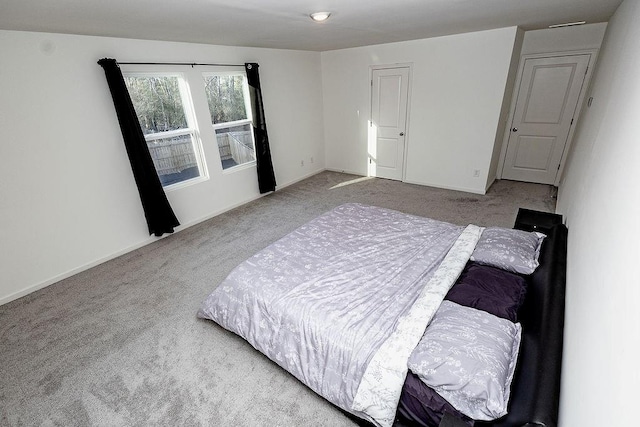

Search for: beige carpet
xmin=0 ymin=171 xmax=556 ymax=426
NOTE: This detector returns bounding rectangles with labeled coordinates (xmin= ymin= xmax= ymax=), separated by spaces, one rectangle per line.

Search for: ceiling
xmin=0 ymin=0 xmax=623 ymax=51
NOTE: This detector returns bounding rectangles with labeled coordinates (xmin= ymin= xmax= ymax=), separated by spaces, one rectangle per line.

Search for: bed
xmin=198 ymin=203 xmax=567 ymax=427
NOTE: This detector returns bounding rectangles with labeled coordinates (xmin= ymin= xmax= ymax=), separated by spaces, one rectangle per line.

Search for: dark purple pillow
xmin=445 ymin=262 xmax=527 ymax=322
xmin=399 ymin=371 xmax=473 ymax=427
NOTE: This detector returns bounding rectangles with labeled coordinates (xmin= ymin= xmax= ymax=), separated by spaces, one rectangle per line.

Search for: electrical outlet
xmin=310 ymin=157 xmax=314 ymax=164
xmin=473 ymin=169 xmax=480 ymax=178
xmin=300 ymin=160 xmax=304 ymax=167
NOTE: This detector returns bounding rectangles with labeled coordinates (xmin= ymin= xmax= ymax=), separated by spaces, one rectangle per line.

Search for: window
xmin=124 ymin=74 xmax=206 ymax=187
xmin=203 ymin=72 xmax=256 ymax=170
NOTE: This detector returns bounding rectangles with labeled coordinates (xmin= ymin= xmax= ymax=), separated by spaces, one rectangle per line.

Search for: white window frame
xmin=202 ymin=70 xmax=256 ymax=173
xmin=122 ymin=71 xmax=209 ymax=191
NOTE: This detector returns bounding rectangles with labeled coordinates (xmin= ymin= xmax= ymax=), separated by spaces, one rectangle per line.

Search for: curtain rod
xmin=118 ymin=61 xmax=245 ymax=67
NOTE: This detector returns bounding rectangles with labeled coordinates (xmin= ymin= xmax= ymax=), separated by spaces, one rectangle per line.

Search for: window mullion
xmin=211 ymin=119 xmax=251 ymax=130
xmin=144 ymin=128 xmax=194 ymax=141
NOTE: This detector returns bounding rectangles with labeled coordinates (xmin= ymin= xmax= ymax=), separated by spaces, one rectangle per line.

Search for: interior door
xmin=370 ymin=67 xmax=409 ymax=181
xmin=502 ymin=55 xmax=590 ymax=184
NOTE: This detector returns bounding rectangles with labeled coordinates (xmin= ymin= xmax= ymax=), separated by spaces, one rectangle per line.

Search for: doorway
xmin=500 ymin=53 xmax=593 ymax=185
xmin=369 ymin=66 xmax=410 ymax=181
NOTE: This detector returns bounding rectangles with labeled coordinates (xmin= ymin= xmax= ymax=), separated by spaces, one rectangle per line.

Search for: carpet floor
xmin=0 ymin=171 xmax=556 ymax=426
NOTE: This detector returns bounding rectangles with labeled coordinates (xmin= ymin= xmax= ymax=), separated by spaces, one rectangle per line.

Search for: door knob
xmin=512 ymin=128 xmax=518 ymax=132
xmin=399 ymin=132 xmax=405 ymax=136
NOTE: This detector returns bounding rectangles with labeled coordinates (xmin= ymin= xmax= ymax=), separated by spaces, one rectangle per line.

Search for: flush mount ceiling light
xmin=549 ymin=21 xmax=586 ymax=28
xmin=310 ymin=12 xmax=331 ymax=22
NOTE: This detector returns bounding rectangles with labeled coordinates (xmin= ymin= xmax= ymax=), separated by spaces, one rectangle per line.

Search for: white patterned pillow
xmin=408 ymin=301 xmax=521 ymax=421
xmin=470 ymin=227 xmax=545 ymax=274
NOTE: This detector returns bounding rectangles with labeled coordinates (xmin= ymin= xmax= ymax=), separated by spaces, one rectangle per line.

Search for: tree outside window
xmin=203 ymin=73 xmax=256 ymax=170
xmin=124 ymin=74 xmax=205 ymax=187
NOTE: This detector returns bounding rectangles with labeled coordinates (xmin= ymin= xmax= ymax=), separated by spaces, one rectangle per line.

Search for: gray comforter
xmin=198 ymin=203 xmax=481 ymax=426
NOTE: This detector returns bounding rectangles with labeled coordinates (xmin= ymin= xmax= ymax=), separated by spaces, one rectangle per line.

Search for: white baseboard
xmin=2 ymin=168 xmax=487 ymax=306
xmin=0 ymin=237 xmax=157 ymax=306
xmin=0 ymin=169 xmax=328 ymax=307
xmin=485 ymin=176 xmax=497 ymax=193
xmin=402 ymin=178 xmax=487 ymax=195
xmin=324 ymin=169 xmax=486 ymax=195
xmin=324 ymin=167 xmax=367 ymax=177
xmin=276 ymin=168 xmax=326 ymax=189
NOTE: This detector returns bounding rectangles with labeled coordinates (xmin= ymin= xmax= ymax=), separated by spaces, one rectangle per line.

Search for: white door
xmin=502 ymin=55 xmax=590 ymax=184
xmin=370 ymin=67 xmax=409 ymax=181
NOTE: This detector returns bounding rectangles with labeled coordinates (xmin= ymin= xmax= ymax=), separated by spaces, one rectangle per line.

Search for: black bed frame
xmin=348 ymin=209 xmax=568 ymax=427
xmin=479 ymin=215 xmax=567 ymax=427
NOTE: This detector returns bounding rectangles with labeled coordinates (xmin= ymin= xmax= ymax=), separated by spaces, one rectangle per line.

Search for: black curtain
xmin=245 ymin=63 xmax=276 ymax=193
xmin=98 ymin=58 xmax=179 ymax=236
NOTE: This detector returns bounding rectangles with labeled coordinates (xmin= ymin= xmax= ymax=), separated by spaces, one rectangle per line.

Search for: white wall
xmin=494 ymin=23 xmax=607 ymax=186
xmin=0 ymin=30 xmax=325 ymax=304
xmin=521 ymin=22 xmax=608 ymax=55
xmin=486 ymin=28 xmax=524 ymax=190
xmin=556 ymin=1 xmax=640 ymax=425
xmin=321 ymin=27 xmax=518 ymax=194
